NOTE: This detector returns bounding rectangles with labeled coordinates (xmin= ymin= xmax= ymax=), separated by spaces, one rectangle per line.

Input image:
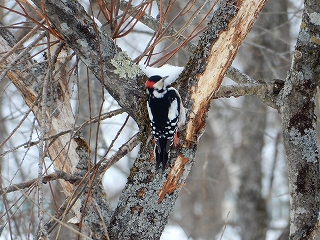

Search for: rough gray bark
xmin=276 ymin=0 xmax=320 ymax=238
xmin=279 ymin=69 xmax=320 ymax=239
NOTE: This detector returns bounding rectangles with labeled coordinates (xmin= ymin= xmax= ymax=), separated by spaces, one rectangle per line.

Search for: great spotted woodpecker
xmin=145 ymin=75 xmax=186 ymax=171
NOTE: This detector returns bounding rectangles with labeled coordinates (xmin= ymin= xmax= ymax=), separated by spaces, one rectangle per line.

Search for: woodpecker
xmin=145 ymin=75 xmax=186 ymax=171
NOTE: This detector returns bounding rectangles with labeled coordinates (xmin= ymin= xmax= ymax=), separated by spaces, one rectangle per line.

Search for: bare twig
xmin=244 ymin=41 xmax=290 ymax=63
xmin=266 ymin=132 xmax=281 ymax=203
xmin=103 ymin=114 xmax=130 ymax=157
xmin=219 ymin=211 xmax=230 ymax=240
xmin=36 ymin=33 xmax=52 ymax=239
xmin=0 ymin=31 xmax=46 ymax=82
xmin=11 ymin=184 xmax=92 ymax=239
xmin=115 ymin=0 xmax=213 ymax=65
xmin=0 ymin=171 xmax=81 ymax=195
xmin=0 ymin=109 xmax=124 ymax=158
xmin=43 ymin=133 xmax=139 ymax=234
xmin=98 ymin=133 xmax=140 ymax=174
xmin=0 ymin=19 xmax=45 ymax=64
xmin=0 ymin=102 xmax=36 ymax=150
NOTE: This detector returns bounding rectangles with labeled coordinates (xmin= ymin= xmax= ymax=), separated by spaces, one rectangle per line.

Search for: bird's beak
xmin=162 ymin=76 xmax=169 ymax=80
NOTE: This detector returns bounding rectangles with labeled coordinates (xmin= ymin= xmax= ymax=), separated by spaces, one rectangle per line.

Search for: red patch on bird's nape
xmin=145 ymin=80 xmax=155 ymax=88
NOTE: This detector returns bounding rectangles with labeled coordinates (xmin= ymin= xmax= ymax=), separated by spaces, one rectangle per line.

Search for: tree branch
xmin=0 ymin=12 xmax=109 ymax=231
xmin=214 ymin=79 xmax=284 ymax=99
xmin=0 ymin=171 xmax=81 ymax=195
xmin=116 ymin=0 xmax=197 ymax=54
xmin=98 ymin=133 xmax=140 ymax=175
xmin=31 ymin=0 xmax=146 ymax=125
xmin=225 ymin=65 xmax=281 ymax=108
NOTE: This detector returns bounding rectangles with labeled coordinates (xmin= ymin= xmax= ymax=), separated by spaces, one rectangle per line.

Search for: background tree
xmin=0 ymin=0 xmax=319 ymax=239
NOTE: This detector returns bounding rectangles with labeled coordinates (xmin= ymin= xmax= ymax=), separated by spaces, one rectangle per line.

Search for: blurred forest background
xmin=0 ymin=0 xmax=308 ymax=239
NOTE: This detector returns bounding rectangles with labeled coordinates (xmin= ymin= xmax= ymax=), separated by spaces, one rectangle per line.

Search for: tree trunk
xmin=278 ymin=0 xmax=320 ymax=238
xmin=236 ymin=96 xmax=268 ymax=240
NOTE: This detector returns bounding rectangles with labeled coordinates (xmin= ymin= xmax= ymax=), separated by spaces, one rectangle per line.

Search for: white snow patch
xmin=161 ymin=225 xmax=188 ymax=240
xmin=141 ymin=64 xmax=184 ymax=85
xmin=91 ymin=16 xmax=102 ymax=28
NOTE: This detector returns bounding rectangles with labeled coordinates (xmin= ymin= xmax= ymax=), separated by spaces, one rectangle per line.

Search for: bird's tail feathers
xmin=155 ymin=138 xmax=171 ymax=171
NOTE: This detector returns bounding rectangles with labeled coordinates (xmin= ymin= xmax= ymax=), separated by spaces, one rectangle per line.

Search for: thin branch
xmin=103 ymin=114 xmax=130 ymax=157
xmin=0 ymin=31 xmax=46 ymax=82
xmin=45 ymin=183 xmax=88 ymax=234
xmin=215 ymin=79 xmax=285 ymax=99
xmin=37 ymin=34 xmax=52 ymax=237
xmin=43 ymin=131 xmax=139 ymax=236
xmin=116 ymin=0 xmax=197 ymax=54
xmin=98 ymin=133 xmax=140 ymax=175
xmin=244 ymin=40 xmax=290 ymax=63
xmin=44 ymin=196 xmax=71 ymax=234
xmin=266 ymin=132 xmax=281 ymax=203
xmin=214 ymin=82 xmax=273 ymax=98
xmin=0 ymin=108 xmax=124 ymax=158
xmin=219 ymin=211 xmax=231 ymax=240
xmin=0 ymin=19 xmax=45 ymax=64
xmin=15 ymin=184 xmax=92 ymax=239
xmin=225 ymin=67 xmax=284 ymax=108
xmin=0 ymin=171 xmax=81 ymax=195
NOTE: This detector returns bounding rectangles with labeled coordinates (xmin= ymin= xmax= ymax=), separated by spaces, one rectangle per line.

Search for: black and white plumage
xmin=145 ymin=75 xmax=186 ymax=171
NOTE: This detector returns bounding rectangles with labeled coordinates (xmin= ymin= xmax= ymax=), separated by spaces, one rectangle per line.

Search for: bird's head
xmin=145 ymin=75 xmax=169 ymax=90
